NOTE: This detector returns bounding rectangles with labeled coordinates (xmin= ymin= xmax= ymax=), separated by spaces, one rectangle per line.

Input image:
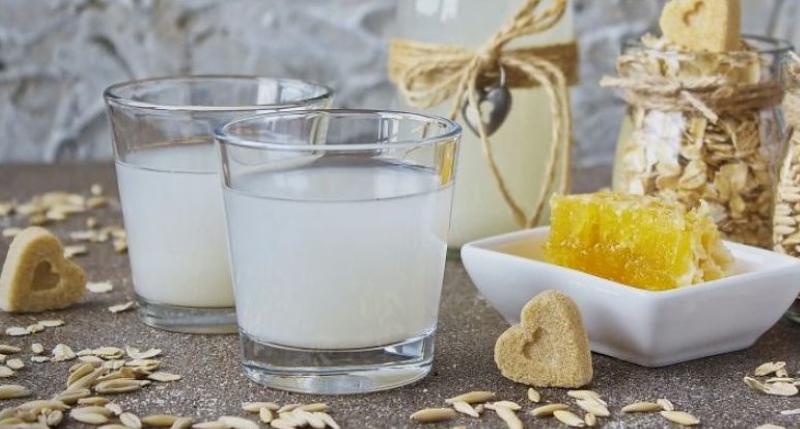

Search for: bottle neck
xmin=395 ymin=0 xmax=574 ymax=48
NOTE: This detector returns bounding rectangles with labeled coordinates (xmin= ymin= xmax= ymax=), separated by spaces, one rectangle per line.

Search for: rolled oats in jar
xmin=605 ymin=35 xmax=792 ymax=247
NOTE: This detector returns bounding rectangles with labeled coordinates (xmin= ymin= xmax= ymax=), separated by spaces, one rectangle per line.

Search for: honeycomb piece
xmin=0 ymin=227 xmax=86 ymax=312
xmin=545 ymin=192 xmax=733 ymax=291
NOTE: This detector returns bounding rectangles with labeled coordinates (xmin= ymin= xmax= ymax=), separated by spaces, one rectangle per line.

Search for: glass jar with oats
xmin=608 ymin=35 xmax=793 ymax=248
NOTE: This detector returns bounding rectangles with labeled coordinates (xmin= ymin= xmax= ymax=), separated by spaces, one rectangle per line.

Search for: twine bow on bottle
xmin=388 ymin=0 xmax=577 ymax=228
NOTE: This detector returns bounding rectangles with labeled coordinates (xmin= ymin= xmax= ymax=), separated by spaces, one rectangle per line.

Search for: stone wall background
xmin=0 ymin=0 xmax=797 ymax=166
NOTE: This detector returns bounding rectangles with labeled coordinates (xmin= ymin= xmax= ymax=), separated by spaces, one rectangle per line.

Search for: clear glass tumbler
xmin=104 ymin=76 xmax=333 ymax=334
xmin=215 ymin=109 xmax=461 ymax=394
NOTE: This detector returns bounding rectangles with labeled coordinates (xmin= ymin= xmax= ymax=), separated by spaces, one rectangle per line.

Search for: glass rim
xmin=215 ymin=108 xmax=462 ymax=152
xmin=623 ymin=34 xmax=794 ymax=56
xmin=103 ymin=75 xmax=334 ymax=112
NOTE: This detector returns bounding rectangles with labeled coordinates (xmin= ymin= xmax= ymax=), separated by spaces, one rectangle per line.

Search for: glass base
xmin=136 ymin=296 xmax=237 ymax=334
xmin=786 ymin=299 xmax=800 ymax=323
xmin=447 ymin=247 xmax=461 ymax=260
xmin=240 ymin=332 xmax=434 ymax=395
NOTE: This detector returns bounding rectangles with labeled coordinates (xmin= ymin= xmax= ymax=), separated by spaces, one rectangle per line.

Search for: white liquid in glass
xmin=397 ymin=0 xmax=575 ymax=246
xmin=224 ymin=163 xmax=452 ymax=349
xmin=115 ymin=143 xmax=234 ymax=308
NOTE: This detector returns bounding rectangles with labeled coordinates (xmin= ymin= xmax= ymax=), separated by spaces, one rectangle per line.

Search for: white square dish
xmin=461 ymin=226 xmax=800 ymax=367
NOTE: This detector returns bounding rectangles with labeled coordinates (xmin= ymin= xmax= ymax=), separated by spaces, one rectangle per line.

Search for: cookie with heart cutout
xmin=494 ymin=290 xmax=593 ymax=387
xmin=0 ymin=227 xmax=86 ymax=312
xmin=659 ymin=0 xmax=741 ymax=53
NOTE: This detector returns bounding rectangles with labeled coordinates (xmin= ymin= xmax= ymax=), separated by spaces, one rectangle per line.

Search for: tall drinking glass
xmin=216 ymin=109 xmax=461 ymax=394
xmin=104 ymin=76 xmax=333 ymax=334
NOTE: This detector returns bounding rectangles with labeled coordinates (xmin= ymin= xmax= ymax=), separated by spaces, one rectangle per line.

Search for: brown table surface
xmin=1 ymin=163 xmax=799 ymax=429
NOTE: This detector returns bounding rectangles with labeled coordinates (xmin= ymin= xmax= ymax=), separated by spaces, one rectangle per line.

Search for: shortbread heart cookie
xmin=494 ymin=290 xmax=592 ymax=387
xmin=659 ymin=0 xmax=741 ymax=53
xmin=0 ymin=227 xmax=86 ymax=312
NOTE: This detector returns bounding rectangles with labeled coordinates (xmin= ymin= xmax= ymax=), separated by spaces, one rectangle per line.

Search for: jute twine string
xmin=388 ymin=0 xmax=576 ymax=228
xmin=600 ymin=60 xmax=782 ymax=124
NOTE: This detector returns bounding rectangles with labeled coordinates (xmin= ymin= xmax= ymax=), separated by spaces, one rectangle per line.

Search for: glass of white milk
xmin=103 ymin=77 xmax=333 ymax=334
xmin=215 ymin=109 xmax=461 ymax=394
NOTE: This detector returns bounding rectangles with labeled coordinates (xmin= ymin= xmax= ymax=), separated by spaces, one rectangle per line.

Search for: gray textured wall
xmin=0 ymin=0 xmax=797 ymax=166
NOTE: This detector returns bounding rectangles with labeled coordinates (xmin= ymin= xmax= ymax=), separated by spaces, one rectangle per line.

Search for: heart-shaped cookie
xmin=0 ymin=227 xmax=86 ymax=312
xmin=659 ymin=0 xmax=741 ymax=53
xmin=494 ymin=290 xmax=592 ymax=387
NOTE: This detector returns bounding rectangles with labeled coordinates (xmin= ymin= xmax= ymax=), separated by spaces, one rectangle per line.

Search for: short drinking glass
xmin=216 ymin=109 xmax=461 ymax=394
xmin=104 ymin=76 xmax=333 ymax=334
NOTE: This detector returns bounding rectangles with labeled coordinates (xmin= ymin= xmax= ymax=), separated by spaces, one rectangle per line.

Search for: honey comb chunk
xmin=545 ymin=192 xmax=732 ymax=291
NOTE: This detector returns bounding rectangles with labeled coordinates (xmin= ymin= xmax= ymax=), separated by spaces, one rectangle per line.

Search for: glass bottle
xmin=395 ymin=0 xmax=575 ymax=249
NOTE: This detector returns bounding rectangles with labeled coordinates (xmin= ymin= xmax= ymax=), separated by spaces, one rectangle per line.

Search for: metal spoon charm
xmin=461 ymin=66 xmax=513 ymax=137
